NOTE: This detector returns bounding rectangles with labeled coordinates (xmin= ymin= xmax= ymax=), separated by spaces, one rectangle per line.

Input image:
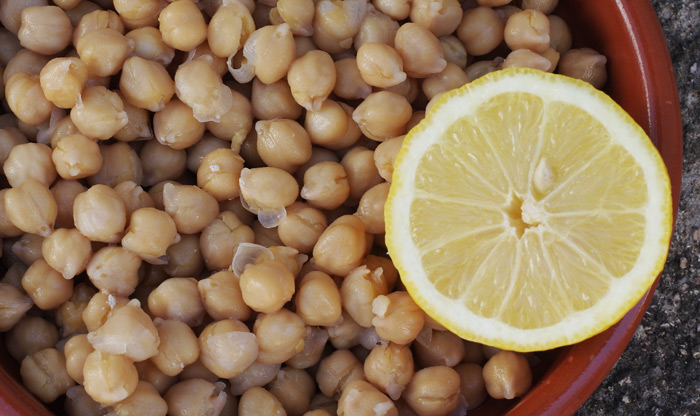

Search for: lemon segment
xmin=385 ymin=67 xmax=673 ymax=352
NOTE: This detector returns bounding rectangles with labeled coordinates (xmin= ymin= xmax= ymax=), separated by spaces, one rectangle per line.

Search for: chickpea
xmin=287 ymin=49 xmax=336 ymax=111
xmin=148 ymin=277 xmax=205 ymax=327
xmin=287 ymin=327 xmax=329 ymax=369
xmin=355 ymin=42 xmax=406 ymax=88
xmin=1 ymin=263 xmax=26 ymax=290
xmin=482 ymin=350 xmax=532 ymax=400
xmin=394 ymin=23 xmax=447 ymax=78
xmin=0 ymin=283 xmax=32 ymax=332
xmin=158 ymin=0 xmax=207 ymax=51
xmin=504 ymin=9 xmax=550 ymax=53
xmin=0 ymin=190 xmax=23 ymax=238
xmin=403 ymin=366 xmax=461 ymax=416
xmin=230 ymin=24 xmax=296 ymax=85
xmin=422 ymin=63 xmax=470 ymax=100
xmin=143 ymin=318 xmax=197 ymax=377
xmin=42 ymin=228 xmax=91 ymax=279
xmin=0 ymin=28 xmax=21 ymax=67
xmin=55 ymin=283 xmax=95 ymax=336
xmin=255 ymin=119 xmax=312 ymax=173
xmin=230 ymin=361 xmax=281 ymax=395
xmin=251 ymin=78 xmax=303 ymax=121
xmin=162 ymin=183 xmax=219 ymax=234
xmin=300 ymin=161 xmax=350 ymax=211
xmin=313 ymin=215 xmax=366 ymax=277
xmin=22 ymin=259 xmax=72 ymax=312
xmin=70 ymin=86 xmax=128 ymax=141
xmin=72 ymin=9 xmax=124 ymax=46
xmin=305 ymin=99 xmax=361 ymax=150
xmin=140 ymin=140 xmax=187 ymax=187
xmin=373 ymin=135 xmax=404 ymax=183
xmin=522 ymin=0 xmax=559 ymax=14
xmin=11 ymin=233 xmax=43 ymax=266
xmin=65 ymin=385 xmax=106 ymax=416
xmin=5 ymin=315 xmax=57 ymax=363
xmin=83 ymin=350 xmax=139 ymax=406
xmin=239 ymin=386 xmax=287 ymax=416
xmin=338 ymin=265 xmax=386 ymax=327
xmin=239 ymin=258 xmax=295 ymax=313
xmin=151 ymin=99 xmax=204 ymax=151
xmin=457 ymin=7 xmax=505 ymax=56
xmin=268 ymin=367 xmax=316 ymax=416
xmin=38 ymin=58 xmax=87 ymax=109
xmin=372 ymin=292 xmax=424 ymax=345
xmin=64 ymin=334 xmax=94 ymax=384
xmin=341 ymin=146 xmax=384 ymax=202
xmin=4 ymin=180 xmax=56 ymax=237
xmin=277 ymin=202 xmax=327 ymax=254
xmin=254 ymin=309 xmax=306 ymax=364
xmin=81 ymin=292 xmax=129 ymax=332
xmin=503 ymin=48 xmax=553 ymax=71
xmin=73 ymin=184 xmax=127 ymax=243
xmin=316 ymin=349 xmax=365 ymax=398
xmin=164 ymin=379 xmax=227 ymax=416
xmin=4 ymin=142 xmax=56 ymax=188
xmin=337 ymin=379 xmax=398 ymax=416
xmin=454 ymin=363 xmax=487 ymax=410
xmin=89 ymin=142 xmax=144 ymax=187
xmin=110 ymin=380 xmax=168 ymax=416
xmin=239 ymin=166 xmax=299 ymax=216
xmin=465 ymin=57 xmax=505 ymax=80
xmin=178 ymin=359 xmax=219 ymax=383
xmin=208 ymin=0 xmax=255 ymax=58
xmin=126 ymin=26 xmax=176 ymax=66
xmin=198 ymin=270 xmax=251 ymax=321
xmin=294 ymin=271 xmax=341 ymax=326
xmin=477 ymin=0 xmax=512 ymax=5
xmin=558 ymin=47 xmax=608 ymax=89
xmin=187 ymin=134 xmax=230 ymax=173
xmin=355 ymin=182 xmax=389 ymax=234
xmin=309 ymin=394 xmax=337 ymax=414
xmin=410 ymin=0 xmax=462 ymax=37
xmin=77 ymin=28 xmax=134 ymax=77
xmin=354 ymin=5 xmax=399 ymax=50
xmin=86 ymin=298 xmax=159 ymax=362
xmin=119 ymin=56 xmax=175 ymax=112
xmin=548 ymin=14 xmax=572 ymax=53
xmin=206 ymin=89 xmax=253 ymax=150
xmin=5 ymin=72 xmax=53 ymax=126
xmin=4 ymin=49 xmax=49 ymax=85
xmin=50 ymin=180 xmax=85 ymax=230
xmin=199 ymin=319 xmax=258 ymax=379
xmin=352 ymin=91 xmax=412 ymax=141
xmin=122 ymin=207 xmax=180 ymax=263
xmin=0 ymin=127 xmax=27 ymax=168
xmin=333 ymin=58 xmax=372 ymax=100
xmin=21 ymin=348 xmax=75 ymax=403
xmin=363 ymin=342 xmax=413 ymax=400
xmin=440 ymin=35 xmax=469 ymax=69
xmin=18 ymin=6 xmax=72 ymax=55
xmin=52 ymin=134 xmax=103 ymax=180
xmin=200 ymin=210 xmax=255 ymax=270
xmin=86 ymin=246 xmax=141 ymax=296
xmin=372 ymin=0 xmax=410 ymax=20
xmin=176 ymin=57 xmax=234 ymax=123
xmin=48 ymin=116 xmax=80 ymax=149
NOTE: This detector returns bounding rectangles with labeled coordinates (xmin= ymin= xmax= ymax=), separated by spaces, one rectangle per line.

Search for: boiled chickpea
xmin=372 ymin=291 xmax=424 ymax=345
xmin=55 ymin=283 xmax=95 ymax=336
xmin=239 ymin=386 xmax=287 ymax=416
xmin=5 ymin=72 xmax=53 ymax=126
xmin=313 ymin=215 xmax=366 ymax=277
xmin=11 ymin=233 xmax=43 ymax=266
xmin=52 ymin=134 xmax=103 ymax=180
xmin=70 ymin=86 xmax=128 ymax=141
xmin=81 ymin=292 xmax=129 ymax=333
xmin=251 ymin=78 xmax=303 ymax=121
xmin=372 ymin=0 xmax=410 ymax=20
xmin=403 ymin=366 xmax=461 ymax=416
xmin=76 ymin=28 xmax=133 ymax=77
xmin=356 ymin=182 xmax=390 ymax=234
xmin=162 ymin=183 xmax=219 ymax=234
xmin=457 ymin=7 xmax=505 ymax=56
xmin=254 ymin=309 xmax=306 ymax=364
xmin=465 ymin=57 xmax=504 ymax=80
xmin=268 ymin=367 xmax=316 ymax=416
xmin=178 ymin=359 xmax=219 ymax=383
xmin=140 ymin=140 xmax=187 ymax=187
xmin=522 ymin=0 xmax=559 ymax=14
xmin=176 ymin=58 xmax=233 ymax=123
xmin=373 ymin=136 xmax=404 ymax=183
xmin=394 ymin=23 xmax=447 ymax=78
xmin=337 ymin=379 xmax=397 ymax=416
xmin=4 ymin=142 xmax=56 ymax=187
xmin=51 ymin=180 xmax=85 ymax=229
xmin=256 ymin=119 xmax=312 ymax=173
xmin=158 ymin=0 xmax=207 ymax=52
xmin=354 ymin=5 xmax=399 ymax=50
xmin=440 ymin=35 xmax=469 ymax=69
xmin=42 ymin=228 xmax=91 ymax=279
xmin=239 ymin=166 xmax=299 ymax=215
xmin=18 ymin=6 xmax=72 ymax=55
xmin=187 ymin=134 xmax=229 ymax=173
xmin=341 ymin=146 xmax=384 ymax=202
xmin=287 ymin=327 xmax=329 ymax=370
xmin=82 ymin=350 xmax=139 ymax=406
xmin=119 ymin=56 xmax=175 ymax=112
xmin=125 ymin=26 xmax=176 ymax=66
xmin=333 ymin=57 xmax=372 ymax=100
xmin=352 ymin=91 xmax=412 ymax=141
xmin=113 ymin=181 xmax=155 ymax=220
xmin=287 ymin=49 xmax=336 ymax=111
xmin=208 ymin=0 xmax=255 ymax=58
xmin=21 ymin=348 xmax=75 ymax=403
xmin=455 ymin=363 xmax=487 ymax=410
xmin=39 ymin=58 xmax=87 ymax=109
xmin=200 ymin=210 xmax=255 ymax=270
xmin=73 ymin=184 xmax=126 ymax=243
xmin=206 ymin=89 xmax=253 ymax=151
xmin=558 ymin=47 xmax=608 ymax=89
xmin=230 ymin=361 xmax=281 ymax=395
xmin=64 ymin=334 xmax=94 ymax=384
xmin=316 ymin=349 xmax=365 ymax=398
xmin=198 ymin=270 xmax=251 ymax=321
xmin=5 ymin=315 xmax=58 ymax=363
xmin=482 ymin=350 xmax=532 ymax=400
xmin=239 ymin=257 xmax=295 ymax=313
xmin=0 ymin=283 xmax=33 ymax=332
xmin=153 ymin=99 xmax=204 ymax=151
xmin=295 ymin=271 xmax=342 ymax=326
xmin=306 ymin=99 xmax=361 ymax=150
xmin=548 ymin=14 xmax=572 ymax=53
xmin=146 ymin=319 xmax=198 ymax=377
xmin=502 ymin=48 xmax=552 ymax=71
xmin=122 ymin=207 xmax=180 ymax=264
xmin=148 ymin=277 xmax=205 ymax=327
xmin=164 ymin=379 xmax=227 ymax=416
xmin=277 ymin=202 xmax=327 ymax=254
xmin=301 ymin=161 xmax=350 ymax=210
xmin=86 ymin=246 xmax=141 ymax=296
xmin=88 ymin=142 xmax=143 ymax=187
xmin=231 ymin=24 xmax=296 ymax=85
xmin=110 ymin=381 xmax=168 ymax=416
xmin=504 ymin=9 xmax=551 ymax=53
xmin=356 ymin=42 xmax=406 ymax=88
xmin=410 ymin=0 xmax=462 ymax=37
xmin=199 ymin=319 xmax=258 ymax=379
xmin=72 ymin=9 xmax=124 ymax=46
xmin=4 ymin=180 xmax=56 ymax=237
xmin=48 ymin=116 xmax=80 ymax=148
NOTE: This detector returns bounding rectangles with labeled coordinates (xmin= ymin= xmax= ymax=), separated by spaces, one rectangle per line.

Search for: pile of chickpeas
xmin=0 ymin=0 xmax=608 ymax=415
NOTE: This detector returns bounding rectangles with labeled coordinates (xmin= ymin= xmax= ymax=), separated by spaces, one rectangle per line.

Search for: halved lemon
xmin=385 ymin=68 xmax=673 ymax=352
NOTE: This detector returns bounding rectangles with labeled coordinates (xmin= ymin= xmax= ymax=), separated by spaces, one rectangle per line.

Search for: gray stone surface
xmin=577 ymin=1 xmax=700 ymax=415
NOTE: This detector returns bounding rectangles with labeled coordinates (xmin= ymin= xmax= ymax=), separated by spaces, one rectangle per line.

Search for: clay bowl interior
xmin=0 ymin=0 xmax=682 ymax=415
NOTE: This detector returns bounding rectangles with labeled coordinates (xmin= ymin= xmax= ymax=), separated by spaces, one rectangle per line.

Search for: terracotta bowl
xmin=0 ymin=0 xmax=682 ymax=414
